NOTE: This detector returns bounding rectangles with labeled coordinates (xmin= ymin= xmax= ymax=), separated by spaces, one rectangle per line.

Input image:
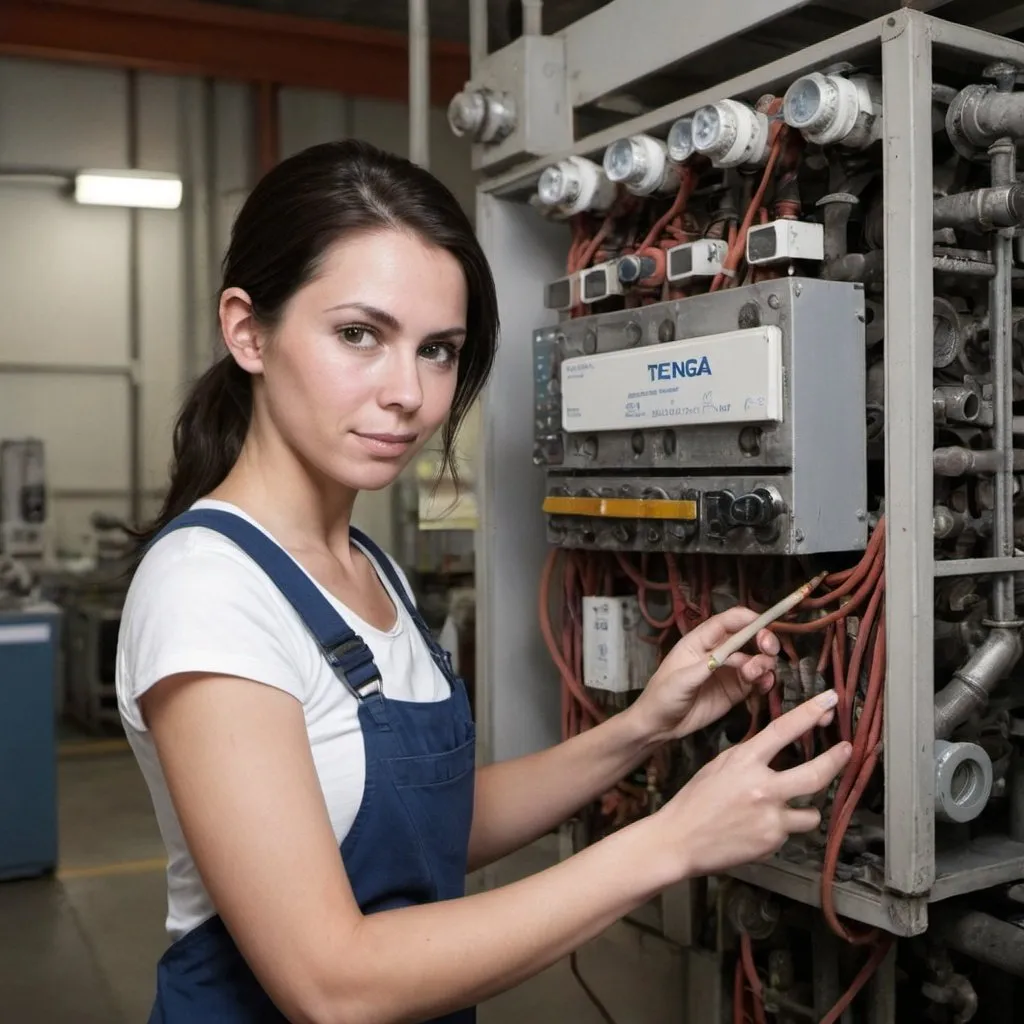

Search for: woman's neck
xmin=208 ymin=432 xmax=358 ymax=561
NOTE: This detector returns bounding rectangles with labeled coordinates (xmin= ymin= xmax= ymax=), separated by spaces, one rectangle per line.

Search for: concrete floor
xmin=0 ymin=738 xmax=683 ymax=1023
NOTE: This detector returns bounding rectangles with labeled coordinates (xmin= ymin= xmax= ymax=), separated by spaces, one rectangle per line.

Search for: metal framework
xmin=475 ymin=7 xmax=1024 ymax=940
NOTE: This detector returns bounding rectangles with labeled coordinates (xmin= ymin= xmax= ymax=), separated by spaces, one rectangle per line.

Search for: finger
xmin=734 ymin=653 xmax=777 ymax=686
xmin=756 ymin=628 xmax=780 ymax=657
xmin=782 ymin=807 xmax=822 ymax=834
xmin=757 ymin=671 xmax=775 ymax=694
xmin=745 ymin=691 xmax=839 ymax=762
xmin=685 ymin=606 xmax=760 ymax=651
xmin=721 ymin=652 xmax=778 ymax=688
xmin=777 ymin=741 xmax=853 ymax=799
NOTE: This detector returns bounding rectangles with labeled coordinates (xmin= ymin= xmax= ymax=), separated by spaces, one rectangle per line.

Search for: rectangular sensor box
xmin=560 ymin=326 xmax=783 ymax=434
xmin=582 ymin=596 xmax=659 ymax=693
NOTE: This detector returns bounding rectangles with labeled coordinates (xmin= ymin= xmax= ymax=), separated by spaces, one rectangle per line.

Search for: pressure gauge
xmin=666 ymin=117 xmax=696 ymax=165
xmin=601 ymin=135 xmax=676 ymax=195
xmin=782 ymin=72 xmax=881 ymax=149
xmin=691 ymin=100 xmax=769 ymax=168
xmin=536 ymin=156 xmax=616 ymax=217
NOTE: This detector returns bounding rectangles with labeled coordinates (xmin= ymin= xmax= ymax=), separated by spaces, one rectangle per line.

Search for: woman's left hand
xmin=628 ymin=606 xmax=780 ymax=744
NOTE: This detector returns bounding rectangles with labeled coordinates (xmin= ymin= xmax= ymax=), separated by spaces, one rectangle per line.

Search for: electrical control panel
xmin=533 ymin=277 xmax=867 ymax=555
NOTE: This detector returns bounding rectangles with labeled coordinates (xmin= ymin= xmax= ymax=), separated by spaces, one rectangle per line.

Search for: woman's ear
xmin=219 ymin=287 xmax=266 ymax=375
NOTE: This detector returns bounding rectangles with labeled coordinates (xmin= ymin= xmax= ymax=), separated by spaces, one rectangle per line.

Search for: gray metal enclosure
xmin=467 ymin=3 xmax=1024 ymax=1020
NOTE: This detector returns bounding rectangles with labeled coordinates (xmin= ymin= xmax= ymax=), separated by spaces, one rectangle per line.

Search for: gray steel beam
xmin=478 ymin=17 xmax=888 ymax=196
xmin=881 ymin=8 xmax=935 ymax=898
xmin=728 ymin=859 xmax=928 ymax=935
xmin=557 ymin=0 xmax=816 ymax=109
xmin=475 ymin=193 xmax=567 ymax=766
xmin=928 ymin=14 xmax=1024 ymax=63
xmin=935 ymin=556 xmax=1024 ymax=577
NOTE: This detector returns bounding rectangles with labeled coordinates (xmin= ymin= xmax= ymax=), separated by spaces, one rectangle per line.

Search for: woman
xmin=116 ymin=139 xmax=851 ymax=1024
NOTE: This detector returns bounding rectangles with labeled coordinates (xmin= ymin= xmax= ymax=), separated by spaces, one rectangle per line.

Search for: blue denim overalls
xmin=145 ymin=509 xmax=477 ymax=1023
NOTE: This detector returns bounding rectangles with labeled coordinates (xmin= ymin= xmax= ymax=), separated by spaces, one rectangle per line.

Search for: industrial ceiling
xmin=193 ymin=0 xmax=612 ymax=48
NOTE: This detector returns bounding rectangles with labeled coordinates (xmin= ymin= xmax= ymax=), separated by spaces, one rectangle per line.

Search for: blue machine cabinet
xmin=0 ymin=603 xmax=60 ymax=880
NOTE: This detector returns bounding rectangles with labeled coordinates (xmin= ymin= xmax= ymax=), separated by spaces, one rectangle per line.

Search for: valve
xmin=782 ymin=72 xmax=882 ymax=148
xmin=537 ymin=156 xmax=616 ymax=217
xmin=666 ymin=116 xmax=696 ymax=165
xmin=447 ymin=88 xmax=517 ymax=145
xmin=691 ymin=100 xmax=769 ymax=168
xmin=602 ymin=134 xmax=676 ymax=195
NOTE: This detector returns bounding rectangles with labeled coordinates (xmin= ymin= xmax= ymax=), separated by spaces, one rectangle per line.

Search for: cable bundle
xmin=539 ymin=521 xmax=893 ymax=1021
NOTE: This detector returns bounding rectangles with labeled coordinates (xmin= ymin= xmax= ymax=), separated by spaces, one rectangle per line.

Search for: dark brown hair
xmin=134 ymin=139 xmax=498 ymax=548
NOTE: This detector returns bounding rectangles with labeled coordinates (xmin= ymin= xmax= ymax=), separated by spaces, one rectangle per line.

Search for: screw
xmin=856 ymin=509 xmax=866 ymax=521
xmin=768 ymin=294 xmax=780 ymax=310
xmin=794 ymin=529 xmax=805 ymax=542
xmin=794 ymin=283 xmax=803 ymax=297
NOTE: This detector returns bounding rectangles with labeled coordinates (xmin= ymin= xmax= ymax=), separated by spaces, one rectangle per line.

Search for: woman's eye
xmin=339 ymin=325 xmax=377 ymax=348
xmin=421 ymin=342 xmax=459 ymax=367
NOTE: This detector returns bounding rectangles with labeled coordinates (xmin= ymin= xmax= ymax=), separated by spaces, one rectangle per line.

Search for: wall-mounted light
xmin=73 ymin=169 xmax=183 ymax=210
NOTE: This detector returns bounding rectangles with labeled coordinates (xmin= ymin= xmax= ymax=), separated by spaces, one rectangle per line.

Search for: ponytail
xmin=129 ymin=356 xmax=252 ymax=552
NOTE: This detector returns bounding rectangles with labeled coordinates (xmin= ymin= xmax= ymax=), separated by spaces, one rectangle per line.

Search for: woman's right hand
xmin=657 ymin=690 xmax=852 ymax=880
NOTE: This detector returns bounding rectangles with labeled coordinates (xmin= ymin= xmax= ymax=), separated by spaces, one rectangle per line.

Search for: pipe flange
xmin=981 ymin=619 xmax=1024 ymax=630
xmin=946 ymin=84 xmax=996 ymax=162
xmin=934 ymin=740 xmax=993 ymax=824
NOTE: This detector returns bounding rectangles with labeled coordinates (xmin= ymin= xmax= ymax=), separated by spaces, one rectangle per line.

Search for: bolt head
xmin=447 ymin=91 xmax=486 ymax=137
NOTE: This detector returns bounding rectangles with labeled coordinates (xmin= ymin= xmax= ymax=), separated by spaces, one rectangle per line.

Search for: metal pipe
xmin=127 ymin=68 xmax=143 ymax=530
xmin=469 ymin=0 xmax=488 ymax=75
xmin=933 ymin=447 xmax=1024 ymax=476
xmin=990 ymin=138 xmax=1017 ymax=624
xmin=933 ymin=386 xmax=982 ymax=424
xmin=522 ymin=0 xmax=543 ymax=36
xmin=822 ymin=249 xmax=884 ymax=287
xmin=933 ymin=256 xmax=996 ymax=278
xmin=0 ymin=362 xmax=133 ymax=377
xmin=932 ymin=185 xmax=1024 ymax=231
xmin=934 ymin=628 xmax=1023 ymax=740
xmin=949 ymin=86 xmax=1024 ymax=151
xmin=409 ymin=0 xmax=430 ymax=169
xmin=934 ymin=908 xmax=1024 ymax=978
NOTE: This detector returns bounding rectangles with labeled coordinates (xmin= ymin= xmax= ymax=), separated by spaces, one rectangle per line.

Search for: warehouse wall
xmin=0 ymin=57 xmax=477 ymax=560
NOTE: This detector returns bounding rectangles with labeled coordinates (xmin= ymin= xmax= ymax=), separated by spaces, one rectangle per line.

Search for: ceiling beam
xmin=0 ymin=0 xmax=470 ymax=104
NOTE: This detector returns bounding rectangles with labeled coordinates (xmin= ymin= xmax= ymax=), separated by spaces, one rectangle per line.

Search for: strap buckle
xmin=326 ymin=636 xmax=383 ymax=699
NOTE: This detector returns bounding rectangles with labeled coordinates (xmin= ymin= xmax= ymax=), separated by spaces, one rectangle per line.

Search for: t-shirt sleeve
xmin=118 ymin=532 xmax=317 ymax=731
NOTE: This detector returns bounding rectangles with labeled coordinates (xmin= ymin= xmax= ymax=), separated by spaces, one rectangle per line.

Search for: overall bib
xmin=145 ymin=509 xmax=477 ymax=1024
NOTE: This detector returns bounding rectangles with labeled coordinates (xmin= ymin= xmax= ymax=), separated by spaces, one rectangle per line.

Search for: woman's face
xmin=237 ymin=228 xmax=468 ymax=493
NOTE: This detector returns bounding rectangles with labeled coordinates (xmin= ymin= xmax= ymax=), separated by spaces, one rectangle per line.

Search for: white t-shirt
xmin=115 ymin=499 xmax=450 ymax=940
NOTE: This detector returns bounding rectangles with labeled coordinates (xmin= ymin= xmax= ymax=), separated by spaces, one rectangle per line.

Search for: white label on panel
xmin=0 ymin=623 xmax=50 ymax=645
xmin=560 ymin=325 xmax=783 ymax=433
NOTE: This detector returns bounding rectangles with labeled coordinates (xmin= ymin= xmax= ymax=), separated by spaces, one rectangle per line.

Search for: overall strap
xmin=152 ymin=510 xmax=383 ymax=699
xmin=350 ymin=526 xmax=457 ymax=683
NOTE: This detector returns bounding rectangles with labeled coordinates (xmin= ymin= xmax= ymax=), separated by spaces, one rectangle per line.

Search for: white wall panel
xmin=0 ymin=58 xmax=127 ymax=169
xmin=0 ymin=375 xmax=130 ymax=490
xmin=0 ymin=186 xmax=130 ymax=367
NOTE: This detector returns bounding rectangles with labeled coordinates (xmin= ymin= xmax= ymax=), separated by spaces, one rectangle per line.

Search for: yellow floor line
xmin=58 ymin=856 xmax=167 ymax=880
xmin=58 ymin=739 xmax=130 ymax=757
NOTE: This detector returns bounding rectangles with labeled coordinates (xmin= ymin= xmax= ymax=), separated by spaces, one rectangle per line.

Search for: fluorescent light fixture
xmin=73 ymin=169 xmax=183 ymax=210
